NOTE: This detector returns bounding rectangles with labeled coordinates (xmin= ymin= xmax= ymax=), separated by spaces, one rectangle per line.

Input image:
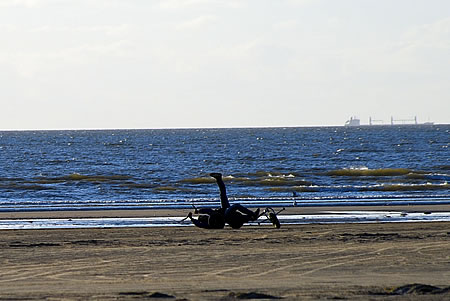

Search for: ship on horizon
xmin=345 ymin=116 xmax=434 ymax=127
xmin=344 ymin=116 xmax=360 ymax=127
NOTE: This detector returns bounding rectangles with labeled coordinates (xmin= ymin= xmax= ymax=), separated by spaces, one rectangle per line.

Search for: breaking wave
xmin=364 ymin=183 xmax=450 ymax=192
xmin=179 ymin=177 xmax=217 ymax=185
xmin=327 ymin=168 xmax=413 ymax=177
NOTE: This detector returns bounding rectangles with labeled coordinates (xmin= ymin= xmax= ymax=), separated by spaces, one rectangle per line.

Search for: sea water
xmin=0 ymin=126 xmax=449 ymax=212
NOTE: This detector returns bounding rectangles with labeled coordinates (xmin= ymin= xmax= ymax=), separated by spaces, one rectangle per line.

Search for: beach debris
xmin=118 ymin=291 xmax=175 ymax=298
xmin=148 ymin=292 xmax=176 ymax=299
xmin=223 ymin=291 xmax=282 ymax=299
xmin=256 ymin=207 xmax=283 ymax=228
xmin=8 ymin=242 xmax=61 ymax=248
xmin=387 ymin=283 xmax=450 ymax=295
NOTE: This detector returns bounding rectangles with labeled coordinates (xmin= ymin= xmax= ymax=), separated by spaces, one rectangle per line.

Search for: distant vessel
xmin=345 ymin=116 xmax=434 ymax=126
xmin=345 ymin=117 xmax=360 ymax=127
xmin=388 ymin=116 xmax=435 ymax=126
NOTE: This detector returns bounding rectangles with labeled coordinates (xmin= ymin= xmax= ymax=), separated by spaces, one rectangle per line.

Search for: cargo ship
xmin=345 ymin=116 xmax=434 ymax=126
xmin=344 ymin=117 xmax=360 ymax=127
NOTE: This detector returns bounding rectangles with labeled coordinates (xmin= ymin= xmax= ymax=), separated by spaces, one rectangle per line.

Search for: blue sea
xmin=0 ymin=126 xmax=449 ymax=213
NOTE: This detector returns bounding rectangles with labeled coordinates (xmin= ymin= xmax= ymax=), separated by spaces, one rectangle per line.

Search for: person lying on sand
xmin=186 ymin=207 xmax=225 ymax=229
xmin=186 ymin=173 xmax=260 ymax=229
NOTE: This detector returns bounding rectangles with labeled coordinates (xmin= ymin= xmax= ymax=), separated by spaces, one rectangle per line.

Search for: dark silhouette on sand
xmin=187 ymin=173 xmax=259 ymax=229
xmin=186 ymin=207 xmax=225 ymax=229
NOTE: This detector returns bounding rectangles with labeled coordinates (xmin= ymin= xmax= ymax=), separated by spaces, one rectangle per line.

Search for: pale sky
xmin=1 ymin=0 xmax=449 ymax=130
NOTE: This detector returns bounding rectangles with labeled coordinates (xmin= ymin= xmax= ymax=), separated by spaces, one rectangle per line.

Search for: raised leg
xmin=210 ymin=173 xmax=230 ymax=209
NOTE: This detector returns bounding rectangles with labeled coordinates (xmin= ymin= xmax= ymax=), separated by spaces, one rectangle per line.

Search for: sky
xmin=0 ymin=0 xmax=449 ymax=130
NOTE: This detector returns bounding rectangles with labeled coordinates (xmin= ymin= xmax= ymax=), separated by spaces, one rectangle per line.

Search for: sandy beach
xmin=1 ymin=207 xmax=449 ymax=300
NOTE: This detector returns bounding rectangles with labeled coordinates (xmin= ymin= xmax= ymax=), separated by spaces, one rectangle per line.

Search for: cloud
xmin=30 ymin=24 xmax=134 ymax=36
xmin=0 ymin=24 xmax=17 ymax=32
xmin=0 ymin=0 xmax=65 ymax=8
xmin=176 ymin=15 xmax=217 ymax=30
xmin=60 ymin=40 xmax=134 ymax=59
xmin=1 ymin=39 xmax=134 ymax=80
xmin=404 ymin=17 xmax=450 ymax=50
xmin=0 ymin=22 xmax=135 ymax=72
xmin=159 ymin=0 xmax=242 ymax=10
xmin=0 ymin=0 xmax=133 ymax=8
xmin=354 ymin=17 xmax=450 ymax=75
xmin=286 ymin=0 xmax=318 ymax=6
xmin=273 ymin=20 xmax=299 ymax=30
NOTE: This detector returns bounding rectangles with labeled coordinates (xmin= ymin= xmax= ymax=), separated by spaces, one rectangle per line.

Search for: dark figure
xmin=186 ymin=173 xmax=259 ymax=229
xmin=186 ymin=207 xmax=225 ymax=229
xmin=209 ymin=173 xmax=259 ymax=229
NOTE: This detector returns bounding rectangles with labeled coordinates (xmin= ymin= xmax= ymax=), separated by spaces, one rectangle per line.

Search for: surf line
xmin=1 ymin=211 xmax=450 ymax=230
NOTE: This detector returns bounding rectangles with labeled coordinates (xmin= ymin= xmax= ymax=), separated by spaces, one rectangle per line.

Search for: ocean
xmin=0 ymin=126 xmax=449 ymax=213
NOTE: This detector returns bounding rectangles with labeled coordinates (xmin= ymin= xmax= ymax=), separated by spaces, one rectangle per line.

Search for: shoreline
xmin=1 ymin=204 xmax=449 ymax=219
xmin=1 ymin=204 xmax=449 ymax=230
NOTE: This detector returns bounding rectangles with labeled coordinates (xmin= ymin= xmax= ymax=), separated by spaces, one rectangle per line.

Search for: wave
xmin=243 ymin=171 xmax=300 ymax=178
xmin=269 ymin=186 xmax=320 ymax=193
xmin=265 ymin=182 xmax=449 ymax=194
xmin=230 ymin=172 xmax=312 ymax=187
xmin=179 ymin=173 xmax=311 ymax=187
xmin=154 ymin=186 xmax=179 ymax=192
xmin=327 ymin=168 xmax=412 ymax=177
xmin=103 ymin=140 xmax=128 ymax=147
xmin=63 ymin=173 xmax=131 ymax=182
xmin=0 ymin=173 xmax=135 ymax=191
xmin=33 ymin=173 xmax=133 ymax=184
xmin=241 ymin=178 xmax=312 ymax=187
xmin=406 ymin=173 xmax=450 ymax=181
xmin=339 ymin=148 xmax=385 ymax=153
xmin=364 ymin=183 xmax=450 ymax=192
xmin=179 ymin=177 xmax=217 ymax=185
xmin=0 ymin=183 xmax=52 ymax=191
xmin=121 ymin=183 xmax=156 ymax=189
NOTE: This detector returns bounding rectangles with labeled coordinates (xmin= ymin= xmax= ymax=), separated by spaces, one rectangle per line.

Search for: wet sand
xmin=2 ymin=204 xmax=450 ymax=219
xmin=1 ymin=216 xmax=449 ymax=300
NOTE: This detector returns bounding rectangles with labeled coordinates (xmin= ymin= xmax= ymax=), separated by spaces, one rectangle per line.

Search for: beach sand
xmin=1 ymin=209 xmax=449 ymax=300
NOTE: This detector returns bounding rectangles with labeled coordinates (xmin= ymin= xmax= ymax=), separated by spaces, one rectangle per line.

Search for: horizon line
xmin=1 ymin=123 xmax=449 ymax=132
